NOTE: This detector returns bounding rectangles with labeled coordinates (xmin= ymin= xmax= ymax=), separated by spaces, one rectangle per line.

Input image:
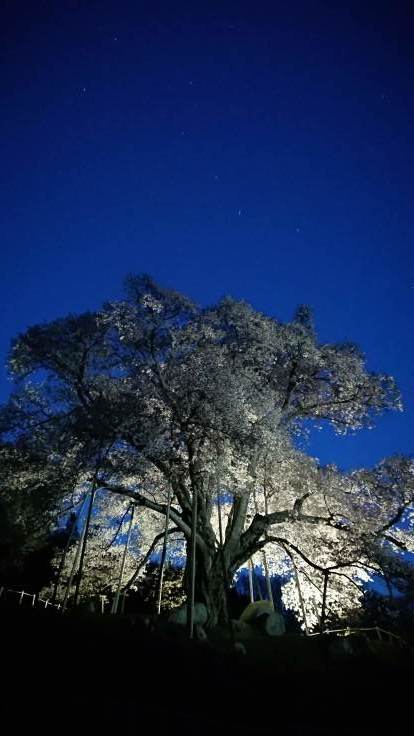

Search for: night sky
xmin=1 ymin=1 xmax=413 ymax=471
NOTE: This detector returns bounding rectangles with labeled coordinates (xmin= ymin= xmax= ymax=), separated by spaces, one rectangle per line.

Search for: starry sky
xmin=1 ymin=0 xmax=413 ymax=471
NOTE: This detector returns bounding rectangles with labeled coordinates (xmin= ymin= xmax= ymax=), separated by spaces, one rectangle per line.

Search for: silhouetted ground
xmin=1 ymin=601 xmax=413 ymax=735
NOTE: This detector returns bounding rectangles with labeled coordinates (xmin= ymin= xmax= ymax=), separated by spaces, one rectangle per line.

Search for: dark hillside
xmin=1 ymin=603 xmax=412 ymax=735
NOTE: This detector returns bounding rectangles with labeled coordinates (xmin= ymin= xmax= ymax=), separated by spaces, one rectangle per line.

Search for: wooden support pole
xmin=248 ymin=560 xmax=254 ymax=603
xmin=157 ymin=489 xmax=172 ymax=615
xmin=52 ymin=506 xmax=83 ymax=604
xmin=112 ymin=505 xmax=135 ymax=615
xmin=62 ymin=503 xmax=89 ymax=612
xmin=73 ymin=483 xmax=97 ymax=607
xmin=262 ymin=550 xmax=274 ymax=610
xmin=188 ymin=484 xmax=198 ymax=639
xmin=320 ymin=571 xmax=329 ymax=632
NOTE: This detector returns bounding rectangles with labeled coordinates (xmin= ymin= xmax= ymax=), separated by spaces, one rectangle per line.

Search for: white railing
xmin=0 ymin=586 xmax=61 ymax=611
xmin=0 ymin=588 xmax=409 ymax=646
xmin=308 ymin=625 xmax=406 ymax=647
xmin=0 ymin=586 xmax=110 ymax=614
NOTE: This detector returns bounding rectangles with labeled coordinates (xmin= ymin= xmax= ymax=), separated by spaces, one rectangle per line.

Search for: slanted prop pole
xmin=156 ymin=488 xmax=172 ymax=615
xmin=52 ymin=498 xmax=86 ymax=604
xmin=112 ymin=504 xmax=135 ymax=615
xmin=216 ymin=492 xmax=231 ymax=625
xmin=73 ymin=481 xmax=97 ymax=607
xmin=188 ymin=484 xmax=198 ymax=639
xmin=62 ymin=498 xmax=89 ymax=612
xmin=248 ymin=559 xmax=255 ymax=603
xmin=262 ymin=550 xmax=275 ymax=610
xmin=262 ymin=488 xmax=274 ymax=609
xmin=320 ymin=571 xmax=329 ymax=632
xmin=281 ymin=543 xmax=309 ymax=635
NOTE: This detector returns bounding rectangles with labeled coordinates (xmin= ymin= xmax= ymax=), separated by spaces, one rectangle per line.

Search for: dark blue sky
xmin=1 ymin=1 xmax=413 ymax=470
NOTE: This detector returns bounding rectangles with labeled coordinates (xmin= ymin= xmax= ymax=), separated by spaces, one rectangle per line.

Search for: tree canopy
xmin=0 ymin=275 xmax=412 ymax=628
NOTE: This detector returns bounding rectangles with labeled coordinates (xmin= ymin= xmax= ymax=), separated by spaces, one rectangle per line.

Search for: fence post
xmin=19 ymin=591 xmax=25 ymax=605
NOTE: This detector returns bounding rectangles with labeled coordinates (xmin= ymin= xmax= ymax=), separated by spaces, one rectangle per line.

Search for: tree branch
xmin=99 ymin=480 xmax=208 ymax=554
xmin=122 ymin=527 xmax=180 ymax=592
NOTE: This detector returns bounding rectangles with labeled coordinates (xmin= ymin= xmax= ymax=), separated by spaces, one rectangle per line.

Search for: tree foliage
xmin=1 ymin=275 xmax=411 ymax=627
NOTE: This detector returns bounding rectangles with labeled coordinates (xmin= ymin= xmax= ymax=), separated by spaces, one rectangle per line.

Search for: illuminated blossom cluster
xmin=1 ymin=276 xmax=411 ymax=626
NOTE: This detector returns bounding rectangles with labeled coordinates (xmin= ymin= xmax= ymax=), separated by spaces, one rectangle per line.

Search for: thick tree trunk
xmin=183 ymin=546 xmax=228 ymax=628
xmin=179 ymin=481 xmax=257 ymax=628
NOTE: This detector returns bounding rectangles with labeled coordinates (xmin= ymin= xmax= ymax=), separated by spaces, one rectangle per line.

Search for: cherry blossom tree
xmin=1 ymin=275 xmax=409 ymax=627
